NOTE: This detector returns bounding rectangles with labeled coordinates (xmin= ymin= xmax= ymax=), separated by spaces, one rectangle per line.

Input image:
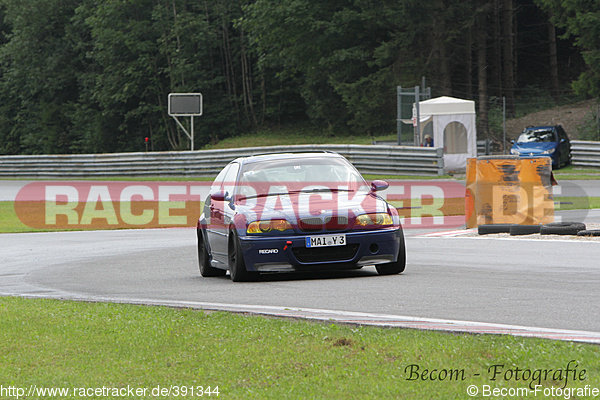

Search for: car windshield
xmin=517 ymin=129 xmax=556 ymax=143
xmin=238 ymin=157 xmax=369 ymax=197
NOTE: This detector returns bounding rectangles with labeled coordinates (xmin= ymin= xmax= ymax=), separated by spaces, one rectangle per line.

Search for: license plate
xmin=305 ymin=234 xmax=346 ymax=248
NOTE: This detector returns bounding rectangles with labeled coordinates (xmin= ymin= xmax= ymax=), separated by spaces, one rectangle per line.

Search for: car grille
xmin=292 ymin=243 xmax=359 ymax=263
xmin=298 ymin=216 xmax=348 ymax=232
xmin=298 ymin=217 xmax=322 ymax=232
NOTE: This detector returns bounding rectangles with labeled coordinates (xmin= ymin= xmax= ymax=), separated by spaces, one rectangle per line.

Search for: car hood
xmin=235 ymin=190 xmax=390 ymax=222
xmin=512 ymin=142 xmax=556 ymax=153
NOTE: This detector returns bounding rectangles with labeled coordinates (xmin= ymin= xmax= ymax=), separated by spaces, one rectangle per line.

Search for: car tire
xmin=559 ymin=151 xmax=567 ymax=169
xmin=375 ymin=231 xmax=406 ymax=275
xmin=577 ymin=230 xmax=600 ymax=237
xmin=509 ymin=224 xmax=541 ymax=236
xmin=198 ymin=230 xmax=226 ymax=277
xmin=478 ymin=224 xmax=513 ymax=235
xmin=228 ymin=230 xmax=256 ymax=282
xmin=540 ymin=222 xmax=586 ymax=236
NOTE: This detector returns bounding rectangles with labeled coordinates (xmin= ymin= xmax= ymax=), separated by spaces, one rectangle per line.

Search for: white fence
xmin=0 ymin=144 xmax=445 ymax=178
xmin=571 ymin=140 xmax=600 ymax=168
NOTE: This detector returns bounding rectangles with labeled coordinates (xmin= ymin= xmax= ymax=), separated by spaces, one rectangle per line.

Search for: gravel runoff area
xmin=462 ymin=222 xmax=600 ymax=241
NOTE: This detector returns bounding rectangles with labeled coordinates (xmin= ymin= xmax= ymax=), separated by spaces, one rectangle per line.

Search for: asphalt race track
xmin=1 ymin=215 xmax=599 ymax=335
xmin=1 ymin=180 xmax=600 ymax=342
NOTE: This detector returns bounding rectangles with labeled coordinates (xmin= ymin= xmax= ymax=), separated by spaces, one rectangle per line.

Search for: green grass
xmin=0 ymin=200 xmax=205 ymax=233
xmin=554 ymin=196 xmax=600 ymax=211
xmin=553 ymin=165 xmax=600 ymax=180
xmin=0 ymin=201 xmax=30 ymax=233
xmin=1 ymin=296 xmax=598 ymax=400
xmin=200 ymin=125 xmax=397 ymax=150
xmin=362 ymin=174 xmax=454 ymax=181
xmin=3 ymin=194 xmax=599 ymax=233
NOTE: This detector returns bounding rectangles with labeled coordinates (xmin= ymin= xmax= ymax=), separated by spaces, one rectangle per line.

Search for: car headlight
xmin=510 ymin=149 xmax=520 ymax=155
xmin=355 ymin=213 xmax=393 ymax=227
xmin=542 ymin=148 xmax=555 ymax=155
xmin=247 ymin=219 xmax=292 ymax=234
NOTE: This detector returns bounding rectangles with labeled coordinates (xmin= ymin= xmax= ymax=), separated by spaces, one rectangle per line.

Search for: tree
xmin=536 ymin=0 xmax=600 ymax=97
xmin=0 ymin=0 xmax=82 ymax=154
xmin=0 ymin=0 xmax=589 ymax=155
xmin=245 ymin=0 xmax=475 ymax=135
xmin=476 ymin=0 xmax=490 ymax=137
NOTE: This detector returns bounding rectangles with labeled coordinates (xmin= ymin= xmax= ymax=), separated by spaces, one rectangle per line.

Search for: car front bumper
xmin=238 ymin=228 xmax=403 ymax=272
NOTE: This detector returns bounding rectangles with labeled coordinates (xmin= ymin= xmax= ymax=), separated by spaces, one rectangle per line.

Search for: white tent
xmin=413 ymin=96 xmax=477 ymax=172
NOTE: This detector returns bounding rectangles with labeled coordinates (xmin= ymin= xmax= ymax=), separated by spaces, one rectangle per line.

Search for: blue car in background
xmin=510 ymin=125 xmax=571 ymax=168
xmin=197 ymin=152 xmax=406 ymax=282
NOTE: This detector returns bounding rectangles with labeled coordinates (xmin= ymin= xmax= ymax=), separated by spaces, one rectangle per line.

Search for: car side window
xmin=222 ymin=162 xmax=240 ymax=197
xmin=211 ymin=164 xmax=231 ymax=194
xmin=558 ymin=126 xmax=569 ymax=142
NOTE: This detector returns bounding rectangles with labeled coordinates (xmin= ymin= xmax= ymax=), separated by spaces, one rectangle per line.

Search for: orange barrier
xmin=465 ymin=157 xmax=555 ymax=228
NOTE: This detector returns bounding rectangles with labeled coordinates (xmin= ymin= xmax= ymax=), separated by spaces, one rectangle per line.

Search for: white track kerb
xmin=16 ymin=294 xmax=600 ymax=345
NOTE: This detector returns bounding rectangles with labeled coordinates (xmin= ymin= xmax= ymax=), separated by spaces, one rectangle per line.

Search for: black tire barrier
xmin=577 ymin=230 xmax=600 ymax=237
xmin=478 ymin=224 xmax=514 ymax=235
xmin=509 ymin=224 xmax=542 ymax=236
xmin=540 ymin=222 xmax=586 ymax=236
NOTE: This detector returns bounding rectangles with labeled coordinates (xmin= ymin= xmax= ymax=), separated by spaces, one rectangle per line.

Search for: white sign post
xmin=168 ymin=93 xmax=203 ymax=151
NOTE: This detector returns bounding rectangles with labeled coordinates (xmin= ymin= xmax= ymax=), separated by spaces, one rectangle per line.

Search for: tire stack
xmin=477 ymin=222 xmax=595 ymax=237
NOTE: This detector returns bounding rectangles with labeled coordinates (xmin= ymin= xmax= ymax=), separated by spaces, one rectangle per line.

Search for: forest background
xmin=0 ymin=0 xmax=598 ymax=155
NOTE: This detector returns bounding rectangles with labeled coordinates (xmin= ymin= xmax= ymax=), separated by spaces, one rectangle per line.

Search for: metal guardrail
xmin=477 ymin=139 xmax=493 ymax=156
xmin=374 ymin=139 xmax=493 ymax=156
xmin=571 ymin=140 xmax=600 ymax=168
xmin=0 ymin=144 xmax=445 ymax=178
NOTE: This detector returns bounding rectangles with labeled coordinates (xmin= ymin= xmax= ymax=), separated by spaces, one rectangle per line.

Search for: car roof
xmin=232 ymin=152 xmax=344 ymax=166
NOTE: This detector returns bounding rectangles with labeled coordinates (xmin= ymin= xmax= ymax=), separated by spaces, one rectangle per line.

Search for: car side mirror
xmin=211 ymin=190 xmax=229 ymax=202
xmin=371 ymin=180 xmax=389 ymax=192
xmin=560 ymin=138 xmax=566 ymax=143
xmin=510 ymin=140 xmax=515 ymax=144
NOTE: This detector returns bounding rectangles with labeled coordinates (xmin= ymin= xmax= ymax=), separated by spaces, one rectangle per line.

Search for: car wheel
xmin=198 ymin=230 xmax=225 ymax=277
xmin=558 ymin=151 xmax=567 ymax=169
xmin=375 ymin=232 xmax=406 ymax=275
xmin=540 ymin=222 xmax=586 ymax=236
xmin=228 ymin=230 xmax=256 ymax=282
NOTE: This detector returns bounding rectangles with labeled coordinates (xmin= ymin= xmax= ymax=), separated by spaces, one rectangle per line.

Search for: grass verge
xmin=199 ymin=125 xmax=395 ymax=150
xmin=3 ymin=195 xmax=599 ymax=233
xmin=554 ymin=196 xmax=600 ymax=211
xmin=0 ymin=201 xmax=204 ymax=233
xmin=553 ymin=165 xmax=600 ymax=180
xmin=1 ymin=296 xmax=599 ymax=399
xmin=0 ymin=201 xmax=30 ymax=233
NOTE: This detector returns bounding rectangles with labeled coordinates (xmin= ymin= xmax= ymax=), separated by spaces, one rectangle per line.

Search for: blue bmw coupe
xmin=197 ymin=152 xmax=406 ymax=281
